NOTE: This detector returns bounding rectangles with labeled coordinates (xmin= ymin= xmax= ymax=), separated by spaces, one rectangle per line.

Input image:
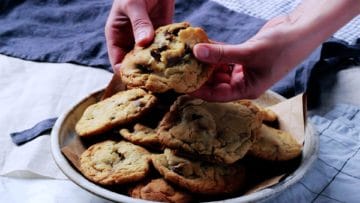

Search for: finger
xmin=105 ymin=3 xmax=134 ymax=66
xmin=193 ymin=43 xmax=252 ymax=64
xmin=230 ymin=69 xmax=262 ymax=99
xmin=125 ymin=1 xmax=154 ymax=46
xmin=212 ymin=72 xmax=231 ymax=84
xmin=213 ymin=63 xmax=234 ymax=74
xmin=113 ymin=63 xmax=122 ymax=76
xmin=107 ymin=43 xmax=128 ymax=68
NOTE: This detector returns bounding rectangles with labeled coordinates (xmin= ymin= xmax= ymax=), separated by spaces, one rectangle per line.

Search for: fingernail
xmin=136 ymin=30 xmax=148 ymax=43
xmin=196 ymin=45 xmax=209 ymax=59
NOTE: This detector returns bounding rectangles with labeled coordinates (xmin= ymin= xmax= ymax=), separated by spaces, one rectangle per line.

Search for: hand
xmin=191 ymin=0 xmax=360 ymax=102
xmin=105 ymin=0 xmax=174 ymax=72
xmin=191 ymin=16 xmax=302 ymax=102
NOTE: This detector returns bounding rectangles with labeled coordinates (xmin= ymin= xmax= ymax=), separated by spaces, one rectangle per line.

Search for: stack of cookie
xmin=74 ymin=22 xmax=302 ymax=203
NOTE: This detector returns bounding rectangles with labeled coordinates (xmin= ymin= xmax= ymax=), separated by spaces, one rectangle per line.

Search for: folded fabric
xmin=10 ymin=118 xmax=57 ymax=146
xmin=306 ymin=38 xmax=360 ymax=109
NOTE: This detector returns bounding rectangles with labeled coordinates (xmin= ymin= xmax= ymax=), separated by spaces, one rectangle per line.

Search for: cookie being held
xmin=248 ymin=124 xmax=302 ymax=161
xmin=79 ymin=140 xmax=151 ymax=185
xmin=75 ymin=88 xmax=157 ymax=137
xmin=120 ymin=22 xmax=214 ymax=93
xmin=157 ymin=95 xmax=263 ymax=164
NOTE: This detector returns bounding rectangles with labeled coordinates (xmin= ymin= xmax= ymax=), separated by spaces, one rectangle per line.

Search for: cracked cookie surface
xmin=151 ymin=149 xmax=246 ymax=195
xmin=157 ymin=95 xmax=263 ymax=164
xmin=120 ymin=22 xmax=214 ymax=93
xmin=75 ymin=88 xmax=157 ymax=137
xmin=80 ymin=140 xmax=151 ymax=185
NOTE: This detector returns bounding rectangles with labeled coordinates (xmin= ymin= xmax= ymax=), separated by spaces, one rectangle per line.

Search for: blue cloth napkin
xmin=10 ymin=118 xmax=57 ymax=146
xmin=0 ymin=0 xmax=113 ymax=71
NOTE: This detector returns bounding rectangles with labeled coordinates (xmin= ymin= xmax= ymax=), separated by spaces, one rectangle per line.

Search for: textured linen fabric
xmin=266 ymin=104 xmax=360 ymax=203
xmin=0 ymin=0 xmax=113 ymax=70
xmin=211 ymin=0 xmax=360 ymax=44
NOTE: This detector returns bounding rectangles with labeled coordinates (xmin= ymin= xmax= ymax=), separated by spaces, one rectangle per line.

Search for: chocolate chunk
xmin=167 ymin=45 xmax=193 ymax=67
xmin=167 ymin=56 xmax=183 ymax=67
xmin=133 ymin=99 xmax=146 ymax=108
xmin=184 ymin=45 xmax=193 ymax=55
xmin=136 ymin=64 xmax=153 ymax=73
xmin=151 ymin=46 xmax=168 ymax=62
xmin=171 ymin=27 xmax=185 ymax=36
xmin=165 ymin=31 xmax=174 ymax=40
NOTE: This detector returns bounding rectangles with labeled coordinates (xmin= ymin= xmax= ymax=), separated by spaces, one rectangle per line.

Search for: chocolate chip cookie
xmin=79 ymin=140 xmax=151 ymax=185
xmin=234 ymin=100 xmax=278 ymax=122
xmin=151 ymin=149 xmax=246 ymax=195
xmin=75 ymin=88 xmax=157 ymax=137
xmin=120 ymin=22 xmax=214 ymax=93
xmin=157 ymin=95 xmax=263 ymax=164
xmin=128 ymin=178 xmax=193 ymax=203
xmin=120 ymin=124 xmax=162 ymax=149
xmin=249 ymin=124 xmax=302 ymax=161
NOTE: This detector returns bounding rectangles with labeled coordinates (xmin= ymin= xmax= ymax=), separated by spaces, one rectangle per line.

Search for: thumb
xmin=193 ymin=43 xmax=251 ymax=64
xmin=125 ymin=1 xmax=154 ymax=46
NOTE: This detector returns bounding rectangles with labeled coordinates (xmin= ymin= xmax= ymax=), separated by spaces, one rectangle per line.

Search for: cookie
xmin=120 ymin=22 xmax=214 ymax=93
xmin=260 ymin=108 xmax=278 ymax=122
xmin=151 ymin=149 xmax=246 ymax=195
xmin=233 ymin=100 xmax=278 ymax=122
xmin=157 ymin=95 xmax=263 ymax=164
xmin=75 ymin=88 xmax=157 ymax=137
xmin=128 ymin=178 xmax=193 ymax=203
xmin=120 ymin=124 xmax=162 ymax=149
xmin=248 ymin=124 xmax=302 ymax=161
xmin=79 ymin=140 xmax=151 ymax=185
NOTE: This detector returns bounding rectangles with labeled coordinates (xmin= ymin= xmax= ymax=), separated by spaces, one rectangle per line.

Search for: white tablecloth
xmin=0 ymin=54 xmax=113 ymax=202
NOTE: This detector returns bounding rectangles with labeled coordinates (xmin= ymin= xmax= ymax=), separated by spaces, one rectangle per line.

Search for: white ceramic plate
xmin=51 ymin=89 xmax=318 ymax=203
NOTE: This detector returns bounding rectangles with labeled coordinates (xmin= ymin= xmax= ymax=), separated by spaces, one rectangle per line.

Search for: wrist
xmin=268 ymin=0 xmax=360 ymax=71
xmin=286 ymin=0 xmax=360 ymax=43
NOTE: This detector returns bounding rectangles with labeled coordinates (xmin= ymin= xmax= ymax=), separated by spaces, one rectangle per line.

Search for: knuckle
xmin=123 ymin=0 xmax=136 ymax=6
xmin=123 ymin=0 xmax=142 ymax=13
xmin=214 ymin=45 xmax=225 ymax=63
xmin=104 ymin=22 xmax=111 ymax=36
xmin=132 ymin=18 xmax=151 ymax=30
